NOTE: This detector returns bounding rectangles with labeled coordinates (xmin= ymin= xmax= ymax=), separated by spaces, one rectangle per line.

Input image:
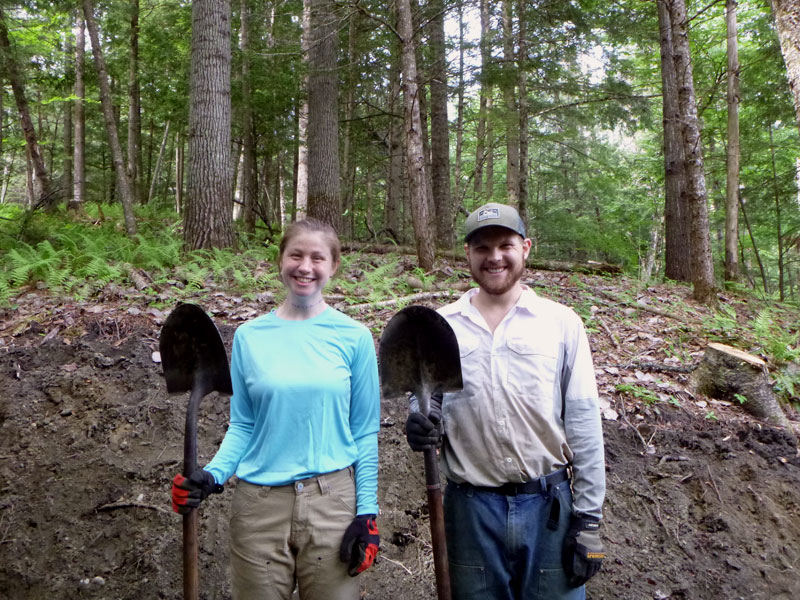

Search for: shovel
xmin=159 ymin=303 xmax=233 ymax=600
xmin=379 ymin=305 xmax=462 ymax=600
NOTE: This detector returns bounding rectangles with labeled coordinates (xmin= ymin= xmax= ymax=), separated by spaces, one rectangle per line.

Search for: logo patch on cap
xmin=477 ymin=208 xmax=500 ymax=222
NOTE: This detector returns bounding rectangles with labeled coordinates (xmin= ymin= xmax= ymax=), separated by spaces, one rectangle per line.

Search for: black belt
xmin=468 ymin=467 xmax=569 ymax=496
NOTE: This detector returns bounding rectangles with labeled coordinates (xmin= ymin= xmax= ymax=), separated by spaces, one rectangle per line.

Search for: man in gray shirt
xmin=406 ymin=202 xmax=605 ymax=600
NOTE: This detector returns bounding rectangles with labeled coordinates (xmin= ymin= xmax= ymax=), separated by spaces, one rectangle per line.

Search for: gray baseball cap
xmin=464 ymin=202 xmax=526 ymax=242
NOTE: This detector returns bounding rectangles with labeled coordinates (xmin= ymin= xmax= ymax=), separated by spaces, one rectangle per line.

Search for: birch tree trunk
xmin=83 ymin=0 xmax=137 ymax=236
xmin=398 ymin=0 xmax=435 ymax=270
xmin=657 ymin=0 xmax=691 ymax=282
xmin=669 ymin=0 xmax=716 ymax=304
xmin=184 ymin=0 xmax=234 ymax=249
xmin=0 ymin=8 xmax=53 ymax=210
xmin=429 ymin=0 xmax=453 ymax=248
xmin=295 ymin=0 xmax=311 ymax=221
xmin=725 ymin=0 xmax=741 ymax=282
xmin=770 ymin=0 xmax=800 ymax=136
xmin=306 ymin=0 xmax=340 ymax=229
xmin=63 ymin=12 xmax=74 ymax=207
xmin=72 ymin=14 xmax=85 ymax=210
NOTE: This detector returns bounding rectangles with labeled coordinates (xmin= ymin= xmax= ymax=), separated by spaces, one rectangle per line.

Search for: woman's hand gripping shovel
xmin=379 ymin=306 xmax=462 ymax=600
xmin=159 ymin=303 xmax=232 ymax=600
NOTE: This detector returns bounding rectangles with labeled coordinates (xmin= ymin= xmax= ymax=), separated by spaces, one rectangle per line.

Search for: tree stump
xmin=690 ymin=342 xmax=790 ymax=428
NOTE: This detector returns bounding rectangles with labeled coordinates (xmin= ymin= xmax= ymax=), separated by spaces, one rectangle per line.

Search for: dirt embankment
xmin=1 ymin=282 xmax=799 ymax=599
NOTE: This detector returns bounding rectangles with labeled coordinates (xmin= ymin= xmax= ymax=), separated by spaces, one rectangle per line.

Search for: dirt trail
xmin=1 ymin=276 xmax=799 ymax=599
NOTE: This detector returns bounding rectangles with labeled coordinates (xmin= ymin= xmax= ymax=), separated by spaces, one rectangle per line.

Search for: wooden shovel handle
xmin=183 ymin=510 xmax=199 ymax=599
xmin=424 ymin=447 xmax=451 ymax=600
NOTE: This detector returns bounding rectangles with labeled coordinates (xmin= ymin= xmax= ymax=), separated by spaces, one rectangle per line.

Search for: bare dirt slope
xmin=1 ymin=269 xmax=799 ymax=600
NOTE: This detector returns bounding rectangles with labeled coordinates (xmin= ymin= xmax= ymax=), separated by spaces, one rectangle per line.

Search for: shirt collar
xmin=454 ymin=285 xmax=539 ymax=316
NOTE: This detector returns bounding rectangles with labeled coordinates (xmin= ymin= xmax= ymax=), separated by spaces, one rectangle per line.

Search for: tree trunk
xmin=502 ymin=0 xmax=519 ymax=207
xmin=691 ymin=342 xmax=790 ymax=429
xmin=0 ymin=8 xmax=53 ymax=210
xmin=295 ymin=0 xmax=310 ymax=222
xmin=769 ymin=125 xmax=785 ymax=301
xmin=306 ymin=0 xmax=340 ymax=230
xmin=184 ymin=0 xmax=234 ymax=249
xmin=429 ymin=0 xmax=453 ymax=249
xmin=725 ymin=0 xmax=740 ymax=282
xmin=398 ymin=0 xmax=435 ymax=271
xmin=239 ymin=0 xmax=257 ymax=233
xmin=657 ymin=0 xmax=691 ymax=282
xmin=770 ymin=0 xmax=800 ymax=137
xmin=175 ymin=130 xmax=184 ymax=213
xmin=341 ymin=11 xmax=358 ymax=239
xmin=516 ymin=0 xmax=529 ymax=227
xmin=385 ymin=32 xmax=404 ymax=243
xmin=454 ymin=2 xmax=465 ymax=213
xmin=474 ymin=0 xmax=490 ymax=200
xmin=63 ymin=12 xmax=74 ymax=208
xmin=669 ymin=0 xmax=716 ymax=304
xmin=128 ymin=0 xmax=142 ymax=205
xmin=83 ymin=0 xmax=137 ymax=236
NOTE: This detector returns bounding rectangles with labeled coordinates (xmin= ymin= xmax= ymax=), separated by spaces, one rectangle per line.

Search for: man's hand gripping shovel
xmin=159 ymin=304 xmax=232 ymax=600
xmin=379 ymin=306 xmax=462 ymax=600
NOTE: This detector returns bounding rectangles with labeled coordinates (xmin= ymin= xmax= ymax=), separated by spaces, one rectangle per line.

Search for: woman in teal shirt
xmin=172 ymin=219 xmax=380 ymax=600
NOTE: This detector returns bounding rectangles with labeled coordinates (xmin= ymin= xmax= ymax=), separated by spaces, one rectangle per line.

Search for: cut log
xmin=690 ymin=342 xmax=790 ymax=428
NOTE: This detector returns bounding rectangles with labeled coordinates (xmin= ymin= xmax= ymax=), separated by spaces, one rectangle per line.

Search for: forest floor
xmin=1 ymin=257 xmax=799 ymax=600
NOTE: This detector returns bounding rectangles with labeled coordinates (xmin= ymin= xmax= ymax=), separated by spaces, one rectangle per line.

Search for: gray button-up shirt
xmin=435 ymin=286 xmax=605 ymax=519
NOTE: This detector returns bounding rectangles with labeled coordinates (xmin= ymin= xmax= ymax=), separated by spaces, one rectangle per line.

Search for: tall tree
xmin=72 ymin=12 xmax=85 ymax=211
xmin=127 ymin=0 xmax=142 ymax=205
xmin=398 ymin=0 xmax=435 ymax=270
xmin=0 ymin=8 xmax=53 ymax=210
xmin=429 ymin=0 xmax=453 ymax=248
xmin=725 ymin=0 xmax=741 ymax=282
xmin=516 ymin=0 xmax=529 ymax=226
xmin=473 ymin=0 xmax=491 ymax=200
xmin=669 ymin=0 xmax=716 ymax=303
xmin=295 ymin=0 xmax=311 ymax=222
xmin=770 ymin=0 xmax=800 ymax=136
xmin=239 ymin=0 xmax=257 ymax=233
xmin=306 ymin=0 xmax=340 ymax=229
xmin=184 ymin=0 xmax=234 ymax=249
xmin=62 ymin=11 xmax=74 ymax=208
xmin=657 ymin=0 xmax=691 ymax=282
xmin=502 ymin=0 xmax=519 ymax=207
xmin=83 ymin=0 xmax=137 ymax=236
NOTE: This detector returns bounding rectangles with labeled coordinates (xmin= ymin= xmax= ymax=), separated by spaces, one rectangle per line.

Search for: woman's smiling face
xmin=279 ymin=231 xmax=338 ymax=301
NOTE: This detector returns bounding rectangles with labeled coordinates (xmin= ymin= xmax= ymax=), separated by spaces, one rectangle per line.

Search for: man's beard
xmin=469 ymin=260 xmax=526 ymax=296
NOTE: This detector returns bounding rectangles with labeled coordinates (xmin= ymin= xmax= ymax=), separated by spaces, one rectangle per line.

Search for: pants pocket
xmin=450 ymin=562 xmax=488 ymax=600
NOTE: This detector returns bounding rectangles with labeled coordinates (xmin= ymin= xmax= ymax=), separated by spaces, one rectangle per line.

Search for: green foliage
xmin=615 ymin=383 xmax=661 ymax=405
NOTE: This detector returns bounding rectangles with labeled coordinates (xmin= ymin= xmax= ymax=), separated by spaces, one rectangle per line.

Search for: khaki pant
xmin=229 ymin=467 xmax=360 ymax=600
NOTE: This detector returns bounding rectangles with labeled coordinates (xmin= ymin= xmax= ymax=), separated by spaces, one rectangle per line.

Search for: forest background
xmin=0 ymin=0 xmax=799 ymax=351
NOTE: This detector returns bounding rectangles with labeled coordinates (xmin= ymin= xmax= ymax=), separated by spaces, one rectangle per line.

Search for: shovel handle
xmin=182 ymin=384 xmax=204 ymax=600
xmin=424 ymin=448 xmax=451 ymax=600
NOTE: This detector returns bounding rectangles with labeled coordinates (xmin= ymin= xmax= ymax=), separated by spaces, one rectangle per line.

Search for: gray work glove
xmin=405 ymin=393 xmax=443 ymax=452
xmin=562 ymin=515 xmax=604 ymax=587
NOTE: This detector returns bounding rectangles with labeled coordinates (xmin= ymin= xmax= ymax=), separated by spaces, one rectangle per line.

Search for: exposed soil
xmin=1 ymin=267 xmax=799 ymax=599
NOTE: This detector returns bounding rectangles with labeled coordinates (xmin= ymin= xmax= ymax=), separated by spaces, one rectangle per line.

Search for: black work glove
xmin=171 ymin=469 xmax=223 ymax=514
xmin=562 ymin=515 xmax=604 ymax=588
xmin=405 ymin=394 xmax=443 ymax=452
xmin=339 ymin=514 xmax=380 ymax=576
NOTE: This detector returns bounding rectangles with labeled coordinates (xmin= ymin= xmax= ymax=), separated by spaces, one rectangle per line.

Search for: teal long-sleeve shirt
xmin=205 ymin=307 xmax=380 ymax=515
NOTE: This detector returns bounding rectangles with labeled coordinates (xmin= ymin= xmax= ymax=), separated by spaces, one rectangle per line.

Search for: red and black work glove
xmin=339 ymin=514 xmax=379 ymax=576
xmin=562 ymin=515 xmax=605 ymax=588
xmin=171 ymin=469 xmax=223 ymax=514
xmin=405 ymin=393 xmax=443 ymax=452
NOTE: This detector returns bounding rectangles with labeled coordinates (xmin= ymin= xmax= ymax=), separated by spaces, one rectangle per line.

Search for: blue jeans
xmin=444 ymin=478 xmax=585 ymax=600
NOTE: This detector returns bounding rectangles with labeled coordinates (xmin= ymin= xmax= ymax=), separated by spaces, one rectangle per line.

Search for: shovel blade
xmin=378 ymin=305 xmax=462 ymax=400
xmin=159 ymin=303 xmax=233 ymax=397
